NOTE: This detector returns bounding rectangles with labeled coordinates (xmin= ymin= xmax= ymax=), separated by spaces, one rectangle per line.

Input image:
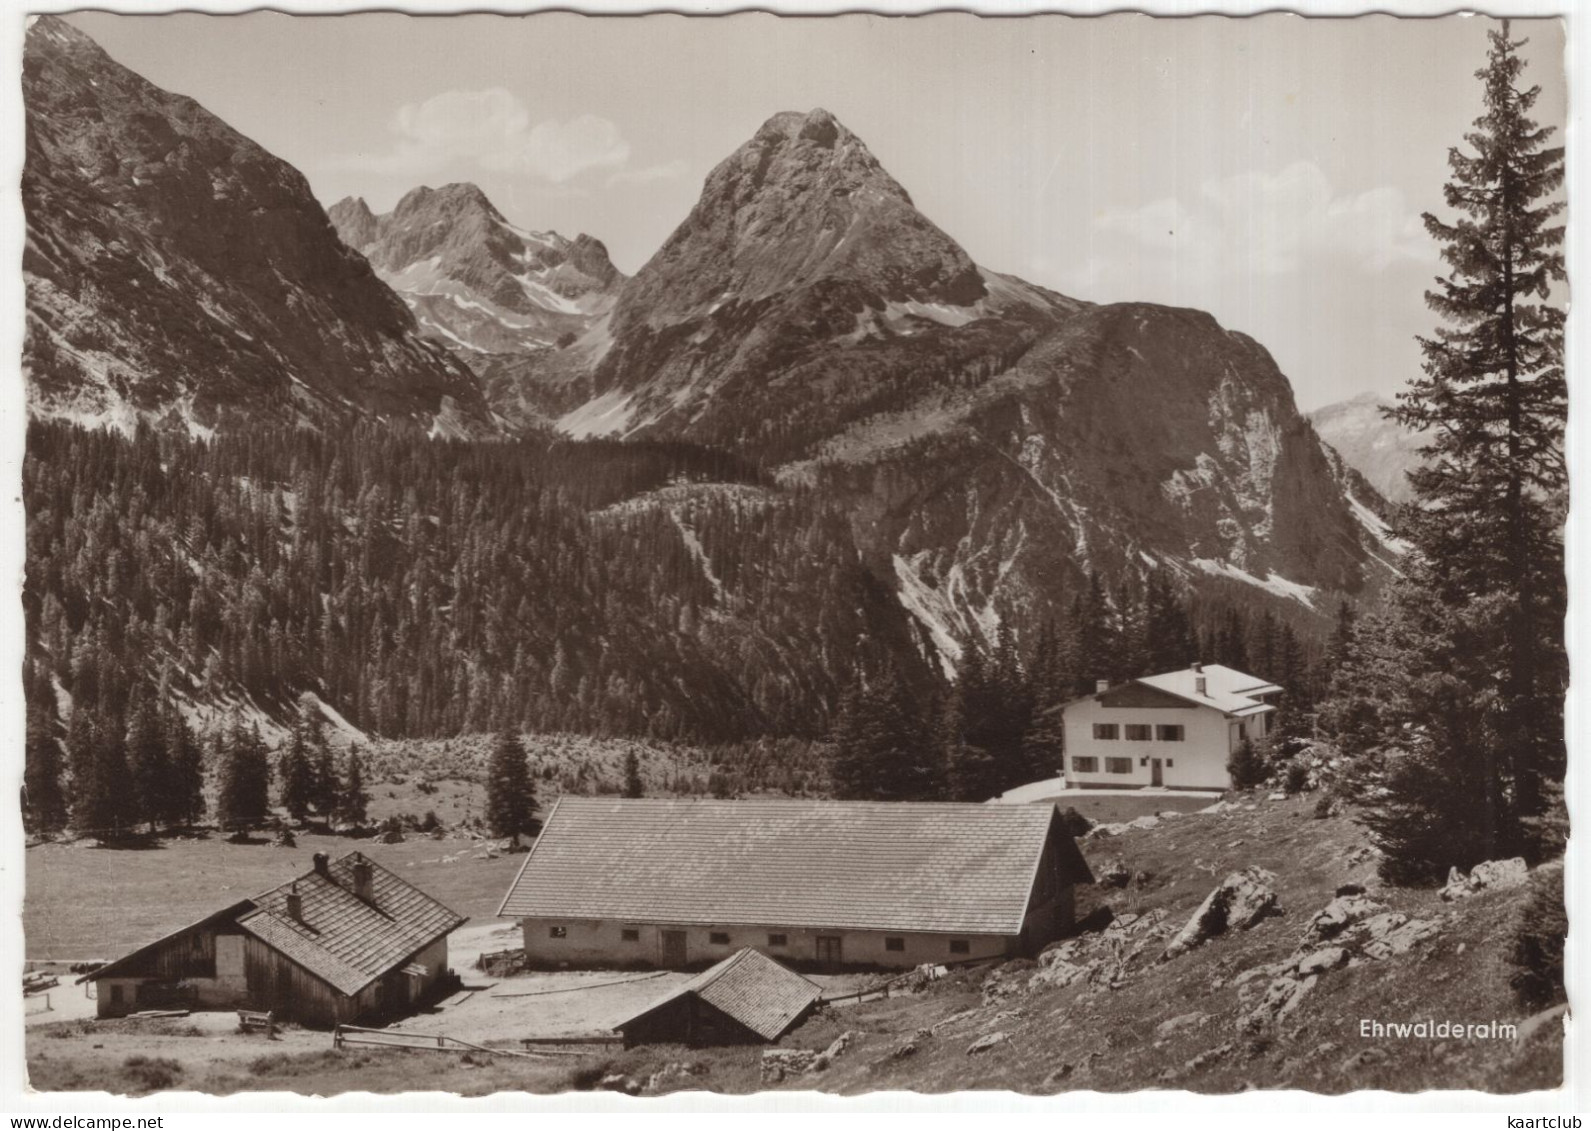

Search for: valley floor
xmin=24 ymin=792 xmax=1562 ymax=1098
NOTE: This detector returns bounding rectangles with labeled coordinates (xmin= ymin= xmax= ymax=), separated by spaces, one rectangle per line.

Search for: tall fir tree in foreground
xmin=485 ymin=731 xmax=537 ymax=845
xmin=1357 ymin=21 xmax=1566 ymax=880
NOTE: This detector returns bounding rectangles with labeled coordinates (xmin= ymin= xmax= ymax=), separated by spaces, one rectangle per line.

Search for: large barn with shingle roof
xmin=80 ymin=851 xmax=466 ymax=1026
xmin=497 ymin=798 xmax=1093 ymax=970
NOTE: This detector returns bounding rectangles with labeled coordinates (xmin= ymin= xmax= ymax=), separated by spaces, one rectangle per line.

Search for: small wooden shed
xmin=80 ymin=851 xmax=466 ymax=1027
xmin=616 ymin=947 xmax=823 ymax=1048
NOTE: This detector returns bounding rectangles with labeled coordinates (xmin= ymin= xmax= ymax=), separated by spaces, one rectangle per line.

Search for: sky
xmin=63 ymin=10 xmax=1568 ymax=412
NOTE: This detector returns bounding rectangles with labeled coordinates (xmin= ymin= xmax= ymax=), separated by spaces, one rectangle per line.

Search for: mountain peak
xmin=27 ymin=15 xmax=102 ymax=57
xmin=757 ymin=107 xmax=845 ymax=148
xmin=393 ymin=181 xmax=503 ymax=221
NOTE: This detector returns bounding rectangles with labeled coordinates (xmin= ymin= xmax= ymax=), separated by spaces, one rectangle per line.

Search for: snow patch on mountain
xmin=892 ymin=552 xmax=964 ymax=677
xmin=559 ymin=389 xmax=638 ymax=438
xmin=1348 ymin=493 xmax=1412 ymax=555
xmin=1190 ymin=558 xmax=1318 ymax=608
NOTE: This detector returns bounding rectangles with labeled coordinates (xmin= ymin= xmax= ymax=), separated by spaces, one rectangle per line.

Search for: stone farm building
xmin=497 ymin=797 xmax=1094 ymax=970
xmin=1061 ymin=662 xmax=1281 ymax=791
xmin=616 ymin=946 xmax=823 ymax=1048
xmin=79 ymin=851 xmax=466 ymax=1027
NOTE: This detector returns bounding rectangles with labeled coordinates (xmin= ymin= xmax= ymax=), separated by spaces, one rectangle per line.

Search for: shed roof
xmin=1129 ymin=663 xmax=1280 ymax=716
xmin=619 ymin=947 xmax=823 ymax=1042
xmin=235 ymin=851 xmax=467 ymax=997
xmin=76 ymin=901 xmax=256 ymax=985
xmin=497 ymin=798 xmax=1092 ymax=935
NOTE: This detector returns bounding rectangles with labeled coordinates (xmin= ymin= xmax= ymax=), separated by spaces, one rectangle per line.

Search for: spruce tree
xmin=485 ymin=731 xmax=537 ymax=844
xmin=23 ymin=697 xmax=67 ymax=835
xmin=278 ymin=724 xmax=316 ymax=822
xmin=163 ymin=708 xmax=206 ymax=826
xmin=622 ymin=749 xmax=644 ymax=799
xmin=124 ymin=695 xmax=167 ymax=833
xmin=69 ymin=706 xmax=134 ymax=839
xmin=1386 ymin=19 xmax=1566 ymax=849
xmin=337 ymin=749 xmax=371 ymax=828
xmin=216 ymin=722 xmax=271 ymax=832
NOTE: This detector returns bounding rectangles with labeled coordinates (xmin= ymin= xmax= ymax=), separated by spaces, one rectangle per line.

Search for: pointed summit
xmin=616 ymin=107 xmax=982 ymax=330
xmin=567 ymin=108 xmax=1078 ymax=453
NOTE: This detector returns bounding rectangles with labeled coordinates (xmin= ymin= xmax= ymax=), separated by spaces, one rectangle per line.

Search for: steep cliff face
xmin=563 ymin=108 xmax=1080 ymax=453
xmin=1309 ymin=392 xmax=1429 ymax=504
xmin=22 ymin=16 xmax=495 ymax=437
xmin=797 ymin=302 xmax=1383 ymax=669
xmin=329 ymin=183 xmax=623 ymax=365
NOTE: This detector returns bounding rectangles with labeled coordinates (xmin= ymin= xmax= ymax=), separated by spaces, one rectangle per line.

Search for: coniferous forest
xmin=22 ymin=416 xmax=1331 ymax=834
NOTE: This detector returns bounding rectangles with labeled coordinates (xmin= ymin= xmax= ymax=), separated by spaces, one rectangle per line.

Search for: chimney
xmin=1095 ymin=679 xmax=1110 ymax=694
xmin=285 ymin=884 xmax=303 ymax=925
xmin=312 ymin=852 xmax=330 ymax=876
xmin=1192 ymin=661 xmax=1203 ymax=673
xmin=1196 ymin=676 xmax=1208 ymax=696
xmin=351 ymin=858 xmax=375 ymax=904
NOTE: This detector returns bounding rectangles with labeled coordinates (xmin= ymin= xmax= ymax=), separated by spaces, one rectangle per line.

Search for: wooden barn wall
xmin=241 ymin=936 xmax=349 ymax=1028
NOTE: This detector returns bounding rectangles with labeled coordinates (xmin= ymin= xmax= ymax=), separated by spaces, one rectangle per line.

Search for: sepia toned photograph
xmin=14 ymin=5 xmax=1570 ymax=1104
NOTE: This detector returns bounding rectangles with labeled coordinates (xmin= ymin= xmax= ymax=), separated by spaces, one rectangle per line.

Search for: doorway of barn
xmin=661 ymin=930 xmax=687 ymax=967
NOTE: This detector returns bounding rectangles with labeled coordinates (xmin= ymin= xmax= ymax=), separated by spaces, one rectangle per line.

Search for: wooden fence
xmin=332 ymin=1024 xmax=575 ymax=1059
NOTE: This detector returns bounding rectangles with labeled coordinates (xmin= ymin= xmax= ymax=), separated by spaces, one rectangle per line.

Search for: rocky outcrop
xmin=1441 ymin=858 xmax=1530 ymax=902
xmin=759 ymin=1031 xmax=859 ymax=1084
xmin=1162 ymin=867 xmax=1280 ymax=961
xmin=22 ymin=16 xmax=495 ymax=437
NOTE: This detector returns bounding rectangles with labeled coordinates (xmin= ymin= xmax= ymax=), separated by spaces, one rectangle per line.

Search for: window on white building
xmin=1157 ymin=724 xmax=1185 ymax=741
xmin=1125 ymin=724 xmax=1151 ymax=741
xmin=1106 ymin=757 xmax=1132 ymax=774
xmin=1072 ymin=756 xmax=1099 ymax=773
xmin=1093 ymin=724 xmax=1119 ymax=740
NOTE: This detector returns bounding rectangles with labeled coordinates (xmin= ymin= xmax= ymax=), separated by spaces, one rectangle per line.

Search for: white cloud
xmin=336 ymin=89 xmax=632 ymax=184
xmin=606 ymin=159 xmax=690 ymax=188
xmin=1072 ymin=161 xmax=1435 ymax=290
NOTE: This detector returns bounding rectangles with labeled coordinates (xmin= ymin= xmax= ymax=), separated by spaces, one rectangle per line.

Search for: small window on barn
xmin=709 ymin=931 xmax=730 ymax=945
xmin=1106 ymin=757 xmax=1132 ymax=774
xmin=768 ymin=933 xmax=788 ymax=947
xmin=1071 ymin=756 xmax=1098 ymax=773
xmin=1093 ymin=724 xmax=1119 ymax=740
xmin=1157 ymin=724 xmax=1185 ymax=741
xmin=949 ymin=940 xmax=971 ymax=955
xmin=1125 ymin=724 xmax=1152 ymax=741
xmin=549 ymin=926 xmax=567 ymax=939
xmin=885 ymin=937 xmax=905 ymax=952
xmin=109 ymin=984 xmax=124 ymax=1004
xmin=621 ymin=929 xmax=640 ymax=942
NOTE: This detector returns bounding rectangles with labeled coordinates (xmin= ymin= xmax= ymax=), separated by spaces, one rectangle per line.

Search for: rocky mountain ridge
xmin=328 ymin=184 xmax=623 ymax=362
xmin=21 ymin=15 xmax=496 ymax=437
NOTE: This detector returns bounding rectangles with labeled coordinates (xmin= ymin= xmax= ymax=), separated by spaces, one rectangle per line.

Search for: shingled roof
xmin=497 ymin=798 xmax=1092 ymax=935
xmin=234 ymin=852 xmax=467 ymax=997
xmin=619 ymin=947 xmax=822 ymax=1042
